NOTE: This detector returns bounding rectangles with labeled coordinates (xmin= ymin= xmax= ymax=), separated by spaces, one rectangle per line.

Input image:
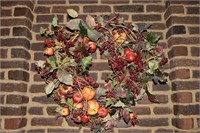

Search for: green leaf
xmin=111 ymin=79 xmax=117 ymax=87
xmin=87 ymin=29 xmax=102 ymax=42
xmin=112 ymin=111 xmax=119 ymax=120
xmin=86 ymin=15 xmax=96 ymax=28
xmin=69 ymin=59 xmax=78 ymax=66
xmin=97 ymin=16 xmax=105 ymax=27
xmin=57 ymin=71 xmax=73 ymax=85
xmin=52 ymin=15 xmax=58 ymax=27
xmin=105 ymin=99 xmax=113 ymax=108
xmin=67 ymin=9 xmax=78 ymax=18
xmin=132 ymin=23 xmax=139 ymax=32
xmin=66 ymin=19 xmax=81 ymax=30
xmin=141 ymin=77 xmax=148 ymax=84
xmin=67 ymin=98 xmax=74 ymax=111
xmin=46 ymin=55 xmax=57 ymax=69
xmin=81 ymin=56 xmax=92 ymax=67
xmin=146 ymin=32 xmax=160 ymax=45
xmin=60 ymin=97 xmax=67 ymax=104
xmin=135 ymin=88 xmax=146 ymax=101
xmin=103 ymin=114 xmax=111 ymax=123
xmin=45 ymin=79 xmax=58 ymax=95
xmin=96 ymin=87 xmax=107 ymax=97
xmin=79 ymin=22 xmax=88 ymax=37
xmin=40 ymin=27 xmax=45 ymax=35
xmin=148 ymin=60 xmax=159 ymax=74
xmin=55 ymin=106 xmax=63 ymax=113
xmin=112 ymin=100 xmax=126 ymax=108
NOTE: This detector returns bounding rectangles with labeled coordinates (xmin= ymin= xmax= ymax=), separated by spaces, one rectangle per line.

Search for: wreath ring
xmin=35 ymin=9 xmax=168 ymax=132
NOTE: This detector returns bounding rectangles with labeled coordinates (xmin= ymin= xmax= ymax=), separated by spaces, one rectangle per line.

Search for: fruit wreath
xmin=35 ymin=9 xmax=168 ymax=132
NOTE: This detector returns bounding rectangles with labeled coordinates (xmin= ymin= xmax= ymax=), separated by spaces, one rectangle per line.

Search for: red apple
xmin=98 ymin=107 xmax=108 ymax=118
xmin=60 ymin=108 xmax=70 ymax=116
xmin=73 ymin=102 xmax=84 ymax=109
xmin=88 ymin=42 xmax=97 ymax=53
xmin=44 ymin=47 xmax=54 ymax=56
xmin=86 ymin=100 xmax=99 ymax=115
xmin=125 ymin=53 xmax=136 ymax=63
xmin=72 ymin=91 xmax=83 ymax=103
xmin=81 ymin=115 xmax=90 ymax=123
xmin=82 ymin=86 xmax=96 ymax=101
xmin=124 ymin=48 xmax=133 ymax=55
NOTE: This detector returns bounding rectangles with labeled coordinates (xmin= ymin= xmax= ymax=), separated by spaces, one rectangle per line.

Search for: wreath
xmin=35 ymin=9 xmax=168 ymax=132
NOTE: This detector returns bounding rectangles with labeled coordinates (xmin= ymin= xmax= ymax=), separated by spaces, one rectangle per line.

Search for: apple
xmin=98 ymin=107 xmax=108 ymax=118
xmin=124 ymin=48 xmax=133 ymax=55
xmin=82 ymin=86 xmax=96 ymax=101
xmin=114 ymin=32 xmax=127 ymax=44
xmin=73 ymin=102 xmax=84 ymax=109
xmin=88 ymin=42 xmax=97 ymax=53
xmin=129 ymin=113 xmax=135 ymax=119
xmin=59 ymin=85 xmax=73 ymax=94
xmin=72 ymin=91 xmax=83 ymax=103
xmin=86 ymin=100 xmax=99 ymax=115
xmin=60 ymin=108 xmax=70 ymax=116
xmin=84 ymin=37 xmax=90 ymax=44
xmin=44 ymin=47 xmax=54 ymax=56
xmin=81 ymin=115 xmax=90 ymax=123
xmin=125 ymin=53 xmax=136 ymax=63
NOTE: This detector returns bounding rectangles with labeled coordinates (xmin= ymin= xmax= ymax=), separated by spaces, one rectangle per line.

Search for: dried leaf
xmin=87 ymin=29 xmax=102 ymax=42
xmin=66 ymin=19 xmax=81 ymax=30
xmin=40 ymin=27 xmax=45 ymax=35
xmin=146 ymin=89 xmax=159 ymax=103
xmin=135 ymin=88 xmax=146 ymax=101
xmin=45 ymin=79 xmax=58 ymax=95
xmin=67 ymin=9 xmax=78 ymax=18
xmin=57 ymin=71 xmax=73 ymax=85
xmin=112 ymin=100 xmax=126 ymax=108
xmin=86 ymin=15 xmax=97 ymax=28
xmin=52 ymin=15 xmax=58 ymax=27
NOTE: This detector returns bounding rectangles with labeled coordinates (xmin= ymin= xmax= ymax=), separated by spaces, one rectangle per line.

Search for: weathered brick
xmin=46 ymin=106 xmax=56 ymax=116
xmin=132 ymin=14 xmax=161 ymax=21
xmin=88 ymin=72 xmax=98 ymax=81
xmin=0 ymin=61 xmax=29 ymax=70
xmin=191 ymin=47 xmax=200 ymax=56
xmin=170 ymin=59 xmax=200 ymax=68
xmin=152 ymin=84 xmax=170 ymax=91
xmin=0 ymin=28 xmax=10 ymax=36
xmin=171 ymin=92 xmax=192 ymax=103
xmin=31 ymin=42 xmax=44 ymax=51
xmin=188 ymin=27 xmax=200 ymax=34
xmin=193 ymin=70 xmax=200 ymax=78
xmin=137 ymin=95 xmax=151 ymax=104
xmin=1 ymin=38 xmax=30 ymax=49
xmin=34 ymin=6 xmax=51 ymax=14
xmin=11 ymin=48 xmax=31 ymax=60
xmin=91 ymin=62 xmax=110 ymax=71
xmin=29 ymin=107 xmax=43 ymax=115
xmin=48 ymin=128 xmax=80 ymax=133
xmin=166 ymin=25 xmax=186 ymax=38
xmin=52 ymin=6 xmax=79 ymax=13
xmin=32 ymin=24 xmax=49 ymax=33
xmin=169 ymin=1 xmax=199 ymax=5
xmin=166 ymin=16 xmax=200 ymax=27
xmin=5 ymin=118 xmax=27 ymax=129
xmin=34 ymin=52 xmax=46 ymax=61
xmin=31 ymin=118 xmax=62 ymax=126
xmin=29 ymin=84 xmax=45 ymax=93
xmin=169 ymin=69 xmax=190 ymax=80
xmin=14 ymin=7 xmax=34 ymax=21
xmin=101 ymin=0 xmax=129 ymax=4
xmin=172 ymin=81 xmax=200 ymax=91
xmin=0 ymin=95 xmax=5 ymax=104
xmin=147 ymin=5 xmax=165 ymax=12
xmin=69 ymin=0 xmax=97 ymax=4
xmin=6 ymin=95 xmax=29 ymax=104
xmin=1 ymin=106 xmax=26 ymax=116
xmin=133 ymin=107 xmax=151 ymax=115
xmin=36 ymin=15 xmax=63 ymax=23
xmin=0 ymin=83 xmax=27 ymax=92
xmin=8 ymin=70 xmax=29 ymax=82
xmin=0 ymin=72 xmax=4 ymax=79
xmin=101 ymin=72 xmax=112 ymax=81
xmin=0 ymin=48 xmax=8 ymax=58
xmin=155 ymin=129 xmax=173 ymax=133
xmin=114 ymin=5 xmax=144 ymax=12
xmin=83 ymin=5 xmax=111 ymax=13
xmin=1 ymin=9 xmax=12 ymax=17
xmin=174 ymin=104 xmax=200 ymax=115
xmin=156 ymin=94 xmax=168 ymax=103
xmin=13 ymin=27 xmax=32 ymax=40
xmin=164 ymin=5 xmax=184 ymax=20
xmin=138 ymin=118 xmax=168 ymax=127
xmin=36 ymin=34 xmax=46 ymax=41
xmin=172 ymin=118 xmax=193 ymax=129
xmin=0 ymin=18 xmax=32 ymax=30
xmin=27 ymin=129 xmax=45 ymax=133
xmin=168 ymin=37 xmax=199 ymax=47
xmin=38 ymin=0 xmax=66 ymax=4
xmin=153 ymin=107 xmax=172 ymax=114
xmin=132 ymin=0 xmax=161 ymax=3
xmin=32 ymin=96 xmax=55 ymax=104
xmin=1 ymin=1 xmax=34 ymax=10
xmin=149 ymin=23 xmax=166 ymax=30
xmin=34 ymin=74 xmax=45 ymax=82
xmin=196 ymin=92 xmax=200 ymax=102
xmin=187 ymin=6 xmax=200 ymax=14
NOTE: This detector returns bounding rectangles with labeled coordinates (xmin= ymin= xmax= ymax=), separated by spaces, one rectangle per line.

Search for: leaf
xmin=96 ymin=87 xmax=107 ymax=97
xmin=69 ymin=59 xmax=78 ymax=66
xmin=55 ymin=106 xmax=62 ymax=113
xmin=97 ymin=16 xmax=105 ymax=27
xmin=132 ymin=23 xmax=139 ymax=32
xmin=86 ymin=15 xmax=97 ymax=28
xmin=105 ymin=98 xmax=113 ymax=108
xmin=57 ymin=71 xmax=73 ymax=85
xmin=52 ymin=15 xmax=58 ymax=27
xmin=35 ymin=60 xmax=46 ymax=69
xmin=148 ymin=60 xmax=159 ymax=73
xmin=46 ymin=55 xmax=57 ymax=69
xmin=67 ymin=9 xmax=78 ymax=18
xmin=40 ymin=27 xmax=45 ymax=35
xmin=146 ymin=32 xmax=160 ymax=45
xmin=79 ymin=22 xmax=88 ymax=37
xmin=112 ymin=100 xmax=126 ymax=108
xmin=135 ymin=88 xmax=146 ymax=101
xmin=81 ymin=56 xmax=92 ymax=68
xmin=66 ymin=19 xmax=81 ymax=30
xmin=103 ymin=114 xmax=111 ymax=123
xmin=45 ymin=80 xmax=58 ymax=95
xmin=112 ymin=111 xmax=119 ymax=120
xmin=67 ymin=98 xmax=74 ymax=111
xmin=87 ymin=29 xmax=102 ymax=42
xmin=146 ymin=89 xmax=159 ymax=103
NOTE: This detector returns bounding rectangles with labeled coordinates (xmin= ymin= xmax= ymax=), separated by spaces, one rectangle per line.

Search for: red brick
xmin=132 ymin=14 xmax=161 ymax=21
xmin=34 ymin=6 xmax=51 ymax=14
xmin=38 ymin=0 xmax=66 ymax=4
xmin=152 ymin=84 xmax=170 ymax=91
xmin=147 ymin=5 xmax=165 ymax=12
xmin=1 ymin=1 xmax=34 ymax=10
xmin=170 ymin=59 xmax=200 ymax=68
xmin=174 ymin=104 xmax=199 ymax=115
xmin=8 ymin=70 xmax=29 ymax=82
xmin=13 ymin=27 xmax=32 ymax=40
xmin=172 ymin=81 xmax=200 ymax=91
xmin=153 ymin=107 xmax=172 ymax=114
xmin=0 ymin=83 xmax=27 ymax=92
xmin=0 ymin=72 xmax=4 ymax=80
xmin=6 ymin=95 xmax=29 ymax=104
xmin=1 ymin=106 xmax=27 ymax=116
xmin=5 ymin=118 xmax=27 ymax=129
xmin=1 ymin=9 xmax=12 ymax=17
xmin=149 ymin=23 xmax=166 ymax=30
xmin=137 ymin=95 xmax=151 ymax=104
xmin=132 ymin=0 xmax=161 ymax=3
xmin=102 ymin=0 xmax=129 ymax=4
xmin=29 ymin=84 xmax=45 ymax=93
xmin=169 ymin=69 xmax=190 ymax=80
xmin=34 ymin=52 xmax=46 ymax=61
xmin=187 ymin=6 xmax=200 ymax=14
xmin=1 ymin=38 xmax=30 ymax=49
xmin=32 ymin=24 xmax=49 ymax=32
xmin=14 ymin=7 xmax=34 ymax=21
xmin=11 ymin=48 xmax=31 ymax=60
xmin=196 ymin=92 xmax=200 ymax=102
xmin=36 ymin=15 xmax=63 ymax=23
xmin=33 ymin=73 xmax=44 ymax=81
xmin=171 ymin=92 xmax=192 ymax=103
xmin=168 ymin=37 xmax=199 ymax=47
xmin=91 ymin=62 xmax=110 ymax=71
xmin=138 ymin=118 xmax=168 ymax=127
xmin=101 ymin=72 xmax=112 ymax=81
xmin=0 ymin=28 xmax=10 ymax=36
xmin=133 ymin=107 xmax=151 ymax=115
xmin=46 ymin=106 xmax=56 ymax=116
xmin=0 ymin=48 xmax=8 ymax=58
xmin=29 ymin=107 xmax=43 ymax=115
xmin=172 ymin=118 xmax=193 ymax=129
xmin=166 ymin=25 xmax=186 ymax=38
xmin=191 ymin=47 xmax=200 ymax=56
xmin=32 ymin=96 xmax=55 ymax=104
xmin=69 ymin=0 xmax=97 ymax=4
xmin=52 ymin=6 xmax=79 ymax=13
xmin=155 ymin=129 xmax=173 ymax=133
xmin=48 ymin=128 xmax=80 ymax=133
xmin=114 ymin=5 xmax=144 ymax=12
xmin=169 ymin=1 xmax=199 ymax=5
xmin=0 ymin=60 xmax=29 ymax=70
xmin=83 ymin=5 xmax=111 ymax=13
xmin=193 ymin=70 xmax=200 ymax=78
xmin=31 ymin=118 xmax=62 ymax=126
xmin=0 ymin=95 xmax=5 ymax=104
xmin=188 ymin=26 xmax=200 ymax=34
xmin=36 ymin=34 xmax=46 ymax=41
xmin=164 ymin=5 xmax=184 ymax=20
xmin=27 ymin=129 xmax=45 ymax=133
xmin=118 ymin=129 xmax=151 ymax=133
xmin=156 ymin=94 xmax=168 ymax=103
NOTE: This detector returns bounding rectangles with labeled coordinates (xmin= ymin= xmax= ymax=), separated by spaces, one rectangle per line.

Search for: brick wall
xmin=0 ymin=0 xmax=199 ymax=133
